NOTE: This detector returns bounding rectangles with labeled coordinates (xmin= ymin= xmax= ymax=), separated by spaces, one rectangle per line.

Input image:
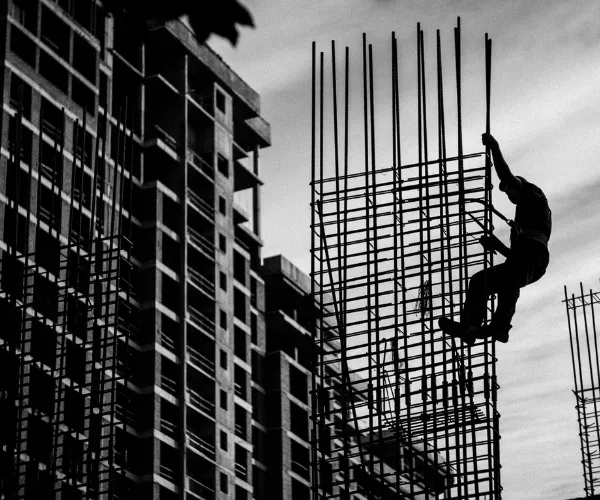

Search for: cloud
xmin=208 ymin=1 xmax=600 ymax=498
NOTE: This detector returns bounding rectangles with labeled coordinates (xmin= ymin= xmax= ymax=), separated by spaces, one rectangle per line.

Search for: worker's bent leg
xmin=492 ymin=287 xmax=520 ymax=328
xmin=461 ymin=264 xmax=509 ymax=328
xmin=460 ymin=245 xmax=549 ymax=330
xmin=490 ymin=245 xmax=548 ymax=327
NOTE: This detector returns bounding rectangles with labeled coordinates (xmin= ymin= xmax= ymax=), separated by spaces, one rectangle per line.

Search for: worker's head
xmin=500 ymin=176 xmax=524 ymax=204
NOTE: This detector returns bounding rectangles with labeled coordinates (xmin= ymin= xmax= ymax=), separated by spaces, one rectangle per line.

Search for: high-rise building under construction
xmin=0 ymin=1 xmax=270 ymax=498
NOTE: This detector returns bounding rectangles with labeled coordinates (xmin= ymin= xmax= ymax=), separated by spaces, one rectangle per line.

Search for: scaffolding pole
xmin=310 ymin=20 xmax=502 ymax=500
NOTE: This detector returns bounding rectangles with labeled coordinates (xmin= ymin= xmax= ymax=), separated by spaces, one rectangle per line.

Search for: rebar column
xmin=310 ymin=20 xmax=502 ymax=500
xmin=564 ymin=283 xmax=600 ymax=498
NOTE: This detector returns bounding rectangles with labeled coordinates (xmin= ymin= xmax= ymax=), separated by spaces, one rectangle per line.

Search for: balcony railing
xmin=291 ymin=460 xmax=310 ymax=479
xmin=187 ymin=388 xmax=215 ymax=417
xmin=160 ymin=418 xmax=179 ymax=439
xmin=188 ymin=227 xmax=215 ymax=258
xmin=159 ymin=330 xmax=177 ymax=352
xmin=187 ymin=430 xmax=216 ymax=460
xmin=40 ymin=119 xmax=63 ymax=142
xmin=188 ymin=306 xmax=215 ymax=336
xmin=234 ymin=236 xmax=250 ymax=253
xmin=234 ymin=423 xmax=245 ymax=439
xmin=159 ymin=463 xmax=177 ymax=484
xmin=186 ymin=188 xmax=214 ymax=220
xmin=161 ymin=375 xmax=178 ymax=397
xmin=40 ymin=161 xmax=60 ymax=184
xmin=235 ymin=463 xmax=248 ymax=481
xmin=234 ymin=383 xmax=246 ymax=400
xmin=187 ymin=345 xmax=215 ymax=375
xmin=188 ymin=476 xmax=215 ymax=500
xmin=154 ymin=124 xmax=179 ymax=152
xmin=38 ymin=206 xmax=55 ymax=227
xmin=115 ymin=404 xmax=135 ymax=427
xmin=187 ymin=149 xmax=214 ymax=179
xmin=188 ymin=268 xmax=215 ymax=297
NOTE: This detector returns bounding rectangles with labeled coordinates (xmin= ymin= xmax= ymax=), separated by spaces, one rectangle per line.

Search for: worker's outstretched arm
xmin=482 ymin=133 xmax=521 ymax=191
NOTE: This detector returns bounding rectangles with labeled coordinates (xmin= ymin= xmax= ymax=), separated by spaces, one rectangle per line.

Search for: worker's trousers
xmin=461 ymin=240 xmax=549 ymax=329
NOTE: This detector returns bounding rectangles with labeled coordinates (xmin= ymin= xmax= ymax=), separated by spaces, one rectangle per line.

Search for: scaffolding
xmin=564 ymin=283 xmax=600 ymax=498
xmin=310 ymin=20 xmax=502 ymax=499
xmin=0 ymin=88 xmax=134 ymax=498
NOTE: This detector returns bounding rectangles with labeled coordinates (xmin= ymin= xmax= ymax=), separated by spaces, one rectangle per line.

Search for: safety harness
xmin=465 ymin=199 xmax=549 ymax=248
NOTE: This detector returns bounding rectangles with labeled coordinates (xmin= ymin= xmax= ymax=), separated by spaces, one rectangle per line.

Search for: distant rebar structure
xmin=0 ymin=87 xmax=134 ymax=498
xmin=311 ymin=19 xmax=502 ymax=499
xmin=564 ymin=282 xmax=600 ymax=498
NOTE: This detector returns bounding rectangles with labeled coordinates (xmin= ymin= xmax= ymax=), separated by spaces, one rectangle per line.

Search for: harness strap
xmin=518 ymin=229 xmax=548 ymax=246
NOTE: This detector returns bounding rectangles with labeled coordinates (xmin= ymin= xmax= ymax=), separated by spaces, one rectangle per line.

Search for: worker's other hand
xmin=481 ymin=133 xmax=498 ymax=149
xmin=479 ymin=235 xmax=500 ymax=254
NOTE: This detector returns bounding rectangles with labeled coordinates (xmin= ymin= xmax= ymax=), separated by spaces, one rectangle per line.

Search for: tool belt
xmin=518 ymin=229 xmax=549 ymax=247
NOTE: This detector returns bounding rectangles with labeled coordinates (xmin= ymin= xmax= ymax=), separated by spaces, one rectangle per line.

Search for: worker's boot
xmin=438 ymin=317 xmax=476 ymax=346
xmin=472 ymin=322 xmax=511 ymax=343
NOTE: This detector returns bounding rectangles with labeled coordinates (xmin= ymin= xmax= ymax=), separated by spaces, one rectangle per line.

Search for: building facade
xmin=0 ymin=1 xmax=269 ymax=499
xmin=260 ymin=255 xmax=453 ymax=500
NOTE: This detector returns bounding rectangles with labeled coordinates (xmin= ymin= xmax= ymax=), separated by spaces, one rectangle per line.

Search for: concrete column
xmin=252 ymin=145 xmax=260 ymax=238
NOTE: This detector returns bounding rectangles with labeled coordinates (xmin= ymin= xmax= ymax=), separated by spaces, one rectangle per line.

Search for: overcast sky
xmin=209 ymin=1 xmax=600 ymax=498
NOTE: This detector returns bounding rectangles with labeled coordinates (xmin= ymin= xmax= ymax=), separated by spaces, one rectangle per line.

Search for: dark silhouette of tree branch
xmin=106 ymin=0 xmax=255 ymax=46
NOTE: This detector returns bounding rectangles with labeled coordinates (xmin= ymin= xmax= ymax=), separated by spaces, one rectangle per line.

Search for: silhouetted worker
xmin=103 ymin=0 xmax=254 ymax=46
xmin=440 ymin=133 xmax=552 ymax=344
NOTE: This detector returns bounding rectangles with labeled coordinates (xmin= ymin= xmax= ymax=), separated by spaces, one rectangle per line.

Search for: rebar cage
xmin=564 ymin=283 xmax=600 ymax=498
xmin=310 ymin=20 xmax=502 ymax=500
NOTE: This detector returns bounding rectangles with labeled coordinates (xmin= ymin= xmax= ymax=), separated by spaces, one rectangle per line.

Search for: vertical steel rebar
xmin=311 ymin=24 xmax=500 ymax=500
xmin=310 ymin=40 xmax=318 ymax=500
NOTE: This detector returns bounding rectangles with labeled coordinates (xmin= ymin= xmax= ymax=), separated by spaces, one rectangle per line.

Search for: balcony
xmin=187 ymin=149 xmax=214 ymax=180
xmin=233 ymin=200 xmax=250 ymax=225
xmin=161 ymin=374 xmax=178 ymax=397
xmin=188 ymin=268 xmax=215 ymax=297
xmin=234 ymin=236 xmax=250 ymax=254
xmin=235 ymin=463 xmax=248 ymax=482
xmin=159 ymin=330 xmax=178 ymax=353
xmin=291 ymin=460 xmax=310 ymax=479
xmin=187 ymin=430 xmax=216 ymax=460
xmin=233 ymin=156 xmax=262 ymax=192
xmin=144 ymin=124 xmax=179 ymax=160
xmin=234 ymin=383 xmax=244 ymax=400
xmin=187 ymin=306 xmax=215 ymax=336
xmin=187 ymin=188 xmax=214 ymax=220
xmin=234 ymin=423 xmax=245 ymax=440
xmin=187 ymin=476 xmax=215 ymax=500
xmin=160 ymin=418 xmax=179 ymax=439
xmin=39 ymin=161 xmax=61 ymax=184
xmin=115 ymin=404 xmax=135 ymax=428
xmin=159 ymin=463 xmax=178 ymax=484
xmin=244 ymin=116 xmax=271 ymax=148
xmin=187 ymin=227 xmax=214 ymax=260
xmin=40 ymin=117 xmax=63 ymax=143
xmin=187 ymin=388 xmax=215 ymax=417
xmin=187 ymin=345 xmax=215 ymax=376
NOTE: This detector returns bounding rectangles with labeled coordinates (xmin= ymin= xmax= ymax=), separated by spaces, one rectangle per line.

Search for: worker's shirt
xmin=510 ymin=177 xmax=552 ymax=249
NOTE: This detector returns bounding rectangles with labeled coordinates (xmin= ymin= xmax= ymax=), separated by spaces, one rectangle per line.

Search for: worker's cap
xmin=499 ymin=176 xmax=524 ymax=192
